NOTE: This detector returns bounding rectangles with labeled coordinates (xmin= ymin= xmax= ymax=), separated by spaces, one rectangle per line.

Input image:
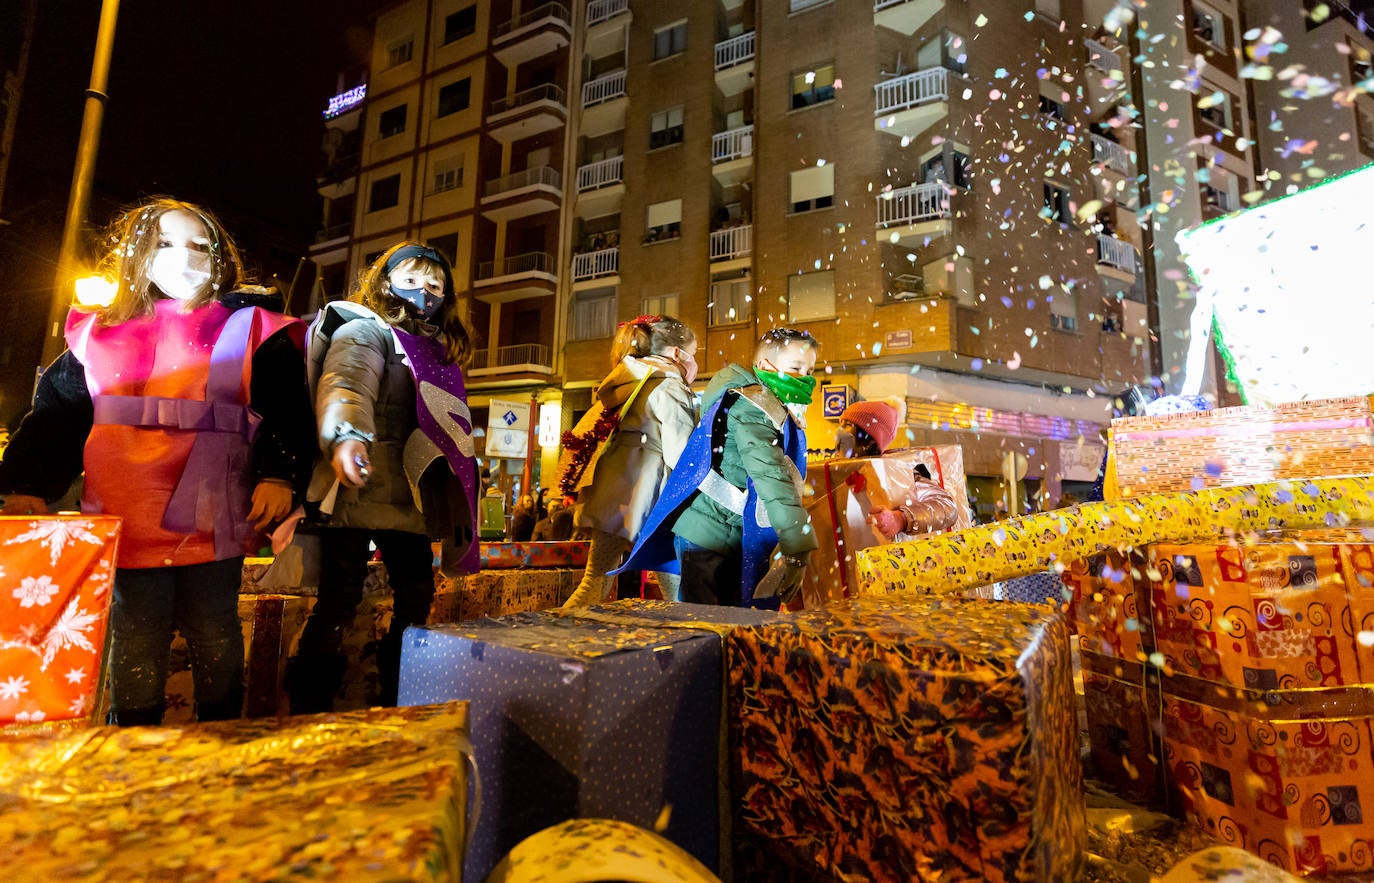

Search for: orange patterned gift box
xmin=0 ymin=515 xmax=121 ymax=726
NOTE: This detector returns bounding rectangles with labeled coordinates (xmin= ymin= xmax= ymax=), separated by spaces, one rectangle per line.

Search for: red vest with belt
xmin=66 ymin=300 xmax=303 ymax=569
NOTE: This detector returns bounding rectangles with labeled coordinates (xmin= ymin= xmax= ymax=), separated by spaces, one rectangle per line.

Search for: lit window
xmin=650 ymin=106 xmax=685 ymax=149
xmin=1049 ymin=290 xmax=1078 ymax=332
xmin=443 ymin=6 xmax=476 ymax=44
xmin=710 ymin=277 xmax=751 ymax=326
xmin=369 ymin=175 xmax=401 ymax=212
xmin=923 ymin=150 xmax=970 ymax=188
xmin=642 ymin=293 xmax=679 ymax=318
xmin=787 ymin=270 xmax=834 ymax=322
xmin=571 ymin=289 xmax=616 ymax=341
xmin=791 ymin=63 xmax=835 ymax=109
xmin=437 ymin=78 xmax=471 ymax=117
xmin=653 ymin=22 xmax=687 ymax=60
xmin=387 ymin=37 xmax=415 ymax=68
xmin=378 ymin=104 xmax=407 ymax=139
xmin=645 ymin=199 xmax=682 ymax=241
xmin=1197 ymin=92 xmax=1233 ymax=131
xmin=1043 ymin=182 xmax=1071 ymax=223
xmin=790 ymin=165 xmax=834 ymax=213
xmin=431 ymin=155 xmax=463 ymax=193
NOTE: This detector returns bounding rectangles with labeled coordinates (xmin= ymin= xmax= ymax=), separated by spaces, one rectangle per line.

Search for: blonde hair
xmin=93 ymin=197 xmax=243 ymax=325
xmin=610 ymin=314 xmax=695 ymax=369
xmin=350 ymin=241 xmax=474 ymax=367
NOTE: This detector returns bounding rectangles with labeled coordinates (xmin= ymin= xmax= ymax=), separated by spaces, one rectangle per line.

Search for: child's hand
xmin=332 ymin=439 xmax=371 ymax=488
xmin=248 ymin=481 xmax=293 ymax=531
xmin=870 ymin=508 xmax=907 ymax=540
xmin=0 ymin=494 xmax=47 ymax=516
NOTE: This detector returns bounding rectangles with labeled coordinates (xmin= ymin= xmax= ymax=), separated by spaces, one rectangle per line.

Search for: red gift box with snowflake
xmin=0 ymin=515 xmax=121 ymax=725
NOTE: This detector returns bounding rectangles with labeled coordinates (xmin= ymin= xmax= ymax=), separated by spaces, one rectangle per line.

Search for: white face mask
xmin=151 ymin=247 xmax=212 ymax=300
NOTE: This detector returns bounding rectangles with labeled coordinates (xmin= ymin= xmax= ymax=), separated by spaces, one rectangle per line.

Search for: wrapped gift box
xmin=0 ymin=702 xmax=472 ymax=880
xmin=801 ymin=445 xmax=970 ymax=608
xmin=479 ymin=541 xmax=589 ymax=570
xmin=0 ymin=515 xmax=122 ymax=726
xmin=1108 ymin=396 xmax=1374 ymax=500
xmin=727 ymin=595 xmax=1084 ymax=882
xmin=439 ymin=569 xmax=579 ymax=622
xmin=398 ymin=610 xmax=726 ymax=881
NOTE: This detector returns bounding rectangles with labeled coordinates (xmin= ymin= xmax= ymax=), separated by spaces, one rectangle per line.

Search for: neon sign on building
xmin=324 ymin=84 xmax=367 ymax=119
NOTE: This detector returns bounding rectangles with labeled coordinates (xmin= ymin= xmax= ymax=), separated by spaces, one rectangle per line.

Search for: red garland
xmin=558 ymin=408 xmax=623 ymax=496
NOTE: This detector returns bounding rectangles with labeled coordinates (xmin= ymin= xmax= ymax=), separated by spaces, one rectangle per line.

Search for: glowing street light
xmin=73 ymin=275 xmax=116 ymax=308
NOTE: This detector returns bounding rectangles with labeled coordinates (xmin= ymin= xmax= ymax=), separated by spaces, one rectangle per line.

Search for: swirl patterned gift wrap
xmin=727 ymin=595 xmax=1084 ymax=882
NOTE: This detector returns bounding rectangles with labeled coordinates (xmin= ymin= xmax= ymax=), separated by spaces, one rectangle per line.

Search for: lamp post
xmin=41 ymin=0 xmax=121 ymax=368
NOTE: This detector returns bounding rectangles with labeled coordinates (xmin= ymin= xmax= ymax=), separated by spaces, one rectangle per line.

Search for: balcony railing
xmin=576 ymin=155 xmax=623 ymax=191
xmin=483 ymin=166 xmax=561 ymax=198
xmin=314 ymin=223 xmax=351 ymax=243
xmin=491 ymin=83 xmax=566 ymax=115
xmin=791 ymin=0 xmax=830 ymax=10
xmin=1084 ymin=38 xmax=1120 ymax=71
xmin=877 ymin=182 xmax=950 ymax=227
xmin=714 ymin=31 xmax=755 ymax=71
xmin=874 ymin=0 xmax=913 ymax=10
xmin=586 ymin=0 xmax=628 ymax=28
xmin=1096 ymin=235 xmax=1137 ymax=273
xmin=712 ymin=125 xmax=754 ymax=163
xmin=572 ymin=246 xmax=620 ymax=281
xmin=582 ymin=69 xmax=626 ymax=107
xmin=494 ymin=2 xmax=570 ymax=39
xmin=710 ymin=225 xmax=752 ymax=262
xmin=1090 ymin=134 xmax=1132 ymax=174
xmin=874 ymin=67 xmax=949 ymax=117
xmin=469 ymin=343 xmax=552 ymax=371
xmin=477 ymin=251 xmax=555 ymax=280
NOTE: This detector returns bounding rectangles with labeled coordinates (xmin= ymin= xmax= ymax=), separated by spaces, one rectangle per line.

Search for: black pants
xmin=673 ymin=536 xmax=742 ymax=606
xmin=292 ymin=528 xmax=434 ymax=709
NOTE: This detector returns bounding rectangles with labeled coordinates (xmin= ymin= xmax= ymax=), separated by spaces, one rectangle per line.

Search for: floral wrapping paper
xmin=0 ymin=516 xmax=121 ymax=726
xmin=800 ymin=446 xmax=971 ymax=610
xmin=0 ymin=702 xmax=471 ymax=881
xmin=727 ymin=595 xmax=1084 ymax=882
xmin=855 ymin=476 xmax=1374 ymax=598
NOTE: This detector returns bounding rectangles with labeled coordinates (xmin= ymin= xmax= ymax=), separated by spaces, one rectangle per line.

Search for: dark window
xmin=1043 ymin=183 xmax=1071 ymax=223
xmin=369 ymin=175 xmax=402 ymax=212
xmin=437 ymin=79 xmax=471 ymax=117
xmin=427 ymin=233 xmax=459 ymax=265
xmin=650 ymin=107 xmax=684 ymax=149
xmin=1038 ymin=95 xmax=1062 ymax=120
xmin=653 ymin=22 xmax=687 ymax=59
xmin=379 ymin=104 xmax=407 ymax=138
xmin=924 ymin=151 xmax=970 ymax=188
xmin=444 ymin=6 xmax=476 ymax=43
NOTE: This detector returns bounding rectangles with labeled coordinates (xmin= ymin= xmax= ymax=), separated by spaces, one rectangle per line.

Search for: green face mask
xmin=756 ymin=368 xmax=817 ymax=405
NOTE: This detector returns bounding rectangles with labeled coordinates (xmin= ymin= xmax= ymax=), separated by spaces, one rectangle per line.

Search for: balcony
xmin=1090 ymin=134 xmax=1132 ymax=176
xmin=581 ymin=70 xmax=627 ymax=138
xmin=874 ymin=67 xmax=951 ymax=141
xmin=468 ymin=343 xmax=554 ymax=378
xmin=474 ymin=250 xmax=558 ymax=302
xmin=585 ymin=0 xmax=631 ymax=58
xmin=488 ymin=83 xmax=568 ymax=145
xmin=711 ymin=125 xmax=754 ymax=186
xmin=1084 ymin=38 xmax=1121 ymax=72
xmin=575 ymin=156 xmax=625 ymax=218
xmin=313 ymin=222 xmax=351 ymax=244
xmin=572 ymin=246 xmax=620 ymax=286
xmin=876 ymin=182 xmax=953 ymax=246
xmin=710 ymin=224 xmax=752 ymax=267
xmin=1096 ymin=234 xmax=1138 ymax=285
xmin=492 ymin=2 xmax=572 ymax=67
xmin=714 ymin=32 xmax=755 ymax=96
xmin=873 ymin=0 xmax=944 ymax=36
xmin=480 ymin=166 xmax=562 ymax=221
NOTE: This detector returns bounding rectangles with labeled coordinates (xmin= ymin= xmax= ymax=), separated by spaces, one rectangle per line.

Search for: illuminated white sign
xmin=323 ymin=84 xmax=367 ymax=119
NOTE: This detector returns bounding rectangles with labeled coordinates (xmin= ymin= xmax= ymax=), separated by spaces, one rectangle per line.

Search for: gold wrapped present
xmin=0 ymin=703 xmax=472 ymax=881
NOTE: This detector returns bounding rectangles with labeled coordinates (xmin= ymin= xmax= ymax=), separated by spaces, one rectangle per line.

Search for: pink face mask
xmin=675 ymin=349 xmax=698 ymax=384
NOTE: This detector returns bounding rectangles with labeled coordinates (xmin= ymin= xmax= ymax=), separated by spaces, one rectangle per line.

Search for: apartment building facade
xmin=312 ymin=0 xmax=1163 ymax=514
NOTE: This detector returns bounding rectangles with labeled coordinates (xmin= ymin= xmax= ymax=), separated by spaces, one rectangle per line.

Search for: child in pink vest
xmin=0 ymin=198 xmax=314 ymax=725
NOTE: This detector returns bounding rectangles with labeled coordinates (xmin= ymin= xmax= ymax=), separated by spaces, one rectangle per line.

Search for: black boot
xmin=107 ymin=705 xmax=164 ymax=727
xmin=285 ymin=654 xmax=349 ymax=715
xmin=195 ymin=689 xmax=244 ymax=723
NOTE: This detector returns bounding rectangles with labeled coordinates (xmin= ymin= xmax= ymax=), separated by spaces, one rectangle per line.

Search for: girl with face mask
xmin=0 ymin=198 xmax=316 ymax=726
xmin=562 ymin=314 xmax=699 ymax=607
xmin=291 ymin=242 xmax=478 ymax=711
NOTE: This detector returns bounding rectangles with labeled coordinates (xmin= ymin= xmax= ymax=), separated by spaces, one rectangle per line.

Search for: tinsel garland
xmin=558 ymin=408 xmax=622 ymax=496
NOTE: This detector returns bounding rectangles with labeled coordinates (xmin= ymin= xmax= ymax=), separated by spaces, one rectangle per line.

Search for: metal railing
xmin=576 ymin=155 xmax=623 ymax=191
xmin=470 ymin=344 xmax=552 ymax=370
xmin=714 ymin=31 xmax=755 ymax=71
xmin=1084 ymin=38 xmax=1120 ymax=71
xmin=582 ymin=69 xmax=626 ymax=107
xmin=710 ymin=225 xmax=752 ymax=261
xmin=314 ymin=223 xmax=351 ymax=243
xmin=874 ymin=67 xmax=949 ymax=117
xmin=494 ymin=2 xmax=569 ymax=39
xmin=876 ymin=182 xmax=950 ymax=227
xmin=586 ymin=0 xmax=628 ymax=28
xmin=483 ymin=166 xmax=561 ymax=198
xmin=1096 ymin=235 xmax=1137 ymax=273
xmin=476 ymin=251 xmax=555 ymax=280
xmin=874 ymin=0 xmax=913 ymax=10
xmin=1090 ymin=134 xmax=1132 ymax=174
xmin=791 ymin=0 xmax=830 ymax=11
xmin=712 ymin=125 xmax=754 ymax=163
xmin=572 ymin=246 xmax=619 ymax=281
xmin=491 ymin=83 xmax=566 ymax=115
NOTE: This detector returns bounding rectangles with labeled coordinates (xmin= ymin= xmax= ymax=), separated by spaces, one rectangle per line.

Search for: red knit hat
xmin=840 ymin=397 xmax=905 ymax=452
